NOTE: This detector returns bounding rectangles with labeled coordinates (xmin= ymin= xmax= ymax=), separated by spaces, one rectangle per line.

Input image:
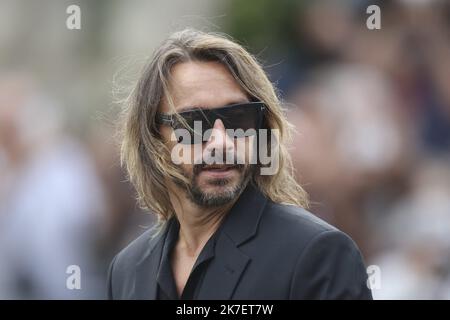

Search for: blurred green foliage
xmin=223 ymin=0 xmax=306 ymax=56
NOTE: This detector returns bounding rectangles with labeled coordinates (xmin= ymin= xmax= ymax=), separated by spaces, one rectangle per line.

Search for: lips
xmin=198 ymin=165 xmax=238 ymax=180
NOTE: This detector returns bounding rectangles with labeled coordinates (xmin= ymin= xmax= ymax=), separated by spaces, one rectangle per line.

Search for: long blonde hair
xmin=119 ymin=29 xmax=308 ymax=225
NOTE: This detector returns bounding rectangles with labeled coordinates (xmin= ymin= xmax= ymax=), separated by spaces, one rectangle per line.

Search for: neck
xmin=167 ymin=184 xmax=232 ymax=256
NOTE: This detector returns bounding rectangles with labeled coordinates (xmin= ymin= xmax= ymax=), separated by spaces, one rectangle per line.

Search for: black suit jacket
xmin=107 ymin=184 xmax=373 ymax=299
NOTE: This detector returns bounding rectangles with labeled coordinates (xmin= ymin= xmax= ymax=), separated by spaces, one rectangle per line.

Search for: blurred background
xmin=1 ymin=0 xmax=449 ymax=299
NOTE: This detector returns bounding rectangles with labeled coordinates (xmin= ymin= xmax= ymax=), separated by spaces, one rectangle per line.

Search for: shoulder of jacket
xmin=112 ymin=224 xmax=166 ymax=273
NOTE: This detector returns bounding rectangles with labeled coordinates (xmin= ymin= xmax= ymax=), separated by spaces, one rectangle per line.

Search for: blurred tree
xmin=223 ymin=0 xmax=301 ymax=56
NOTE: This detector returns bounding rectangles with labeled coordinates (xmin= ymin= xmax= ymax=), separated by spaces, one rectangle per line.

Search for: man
xmin=108 ymin=29 xmax=372 ymax=300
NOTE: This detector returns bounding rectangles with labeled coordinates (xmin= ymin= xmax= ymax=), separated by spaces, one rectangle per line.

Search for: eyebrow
xmin=177 ymin=99 xmax=250 ymax=113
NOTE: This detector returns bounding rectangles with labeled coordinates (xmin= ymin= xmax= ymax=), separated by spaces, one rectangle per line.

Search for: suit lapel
xmin=197 ymin=233 xmax=250 ymax=299
xmin=198 ymin=183 xmax=268 ymax=299
xmin=133 ymin=223 xmax=168 ymax=299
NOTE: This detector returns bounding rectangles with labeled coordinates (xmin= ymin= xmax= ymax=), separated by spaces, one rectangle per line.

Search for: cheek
xmin=168 ymin=140 xmax=199 ymax=170
xmin=247 ymin=137 xmax=256 ymax=160
xmin=191 ymin=143 xmax=204 ymax=164
xmin=235 ymin=136 xmax=255 ymax=163
xmin=181 ymin=163 xmax=194 ymax=175
xmin=160 ymin=126 xmax=174 ymax=144
xmin=161 ymin=125 xmax=196 ymax=166
xmin=169 ymin=142 xmax=194 ymax=175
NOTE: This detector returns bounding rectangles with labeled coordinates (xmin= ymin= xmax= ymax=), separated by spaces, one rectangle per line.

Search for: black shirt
xmin=156 ymin=217 xmax=220 ymax=300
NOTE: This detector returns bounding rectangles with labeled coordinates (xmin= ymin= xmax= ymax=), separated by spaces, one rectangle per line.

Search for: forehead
xmin=161 ymin=61 xmax=249 ymax=113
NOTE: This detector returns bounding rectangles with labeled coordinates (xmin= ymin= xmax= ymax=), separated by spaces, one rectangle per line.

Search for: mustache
xmin=193 ymin=150 xmax=246 ymax=175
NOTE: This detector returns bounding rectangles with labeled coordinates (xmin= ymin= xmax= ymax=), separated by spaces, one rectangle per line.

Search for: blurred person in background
xmin=371 ymin=158 xmax=450 ymax=299
xmin=224 ymin=0 xmax=450 ymax=299
xmin=0 ymin=74 xmax=108 ymax=299
xmin=284 ymin=0 xmax=450 ymax=299
xmin=86 ymin=126 xmax=155 ymax=263
xmin=289 ymin=64 xmax=412 ymax=254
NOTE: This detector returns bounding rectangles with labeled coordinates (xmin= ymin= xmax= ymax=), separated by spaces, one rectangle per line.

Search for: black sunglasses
xmin=156 ymin=101 xmax=266 ymax=144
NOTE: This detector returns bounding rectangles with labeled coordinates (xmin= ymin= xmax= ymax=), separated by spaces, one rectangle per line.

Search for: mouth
xmin=198 ymin=164 xmax=240 ymax=179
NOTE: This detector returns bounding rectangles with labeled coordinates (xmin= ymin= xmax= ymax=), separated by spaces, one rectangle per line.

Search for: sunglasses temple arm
xmin=156 ymin=113 xmax=174 ymax=126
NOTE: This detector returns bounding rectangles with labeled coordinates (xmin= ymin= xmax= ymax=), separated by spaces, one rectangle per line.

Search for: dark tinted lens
xmin=174 ymin=109 xmax=212 ymax=144
xmin=217 ymin=104 xmax=262 ymax=137
xmin=173 ymin=103 xmax=264 ymax=144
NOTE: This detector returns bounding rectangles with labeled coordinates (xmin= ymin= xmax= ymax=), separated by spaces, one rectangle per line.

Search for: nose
xmin=204 ymin=118 xmax=234 ymax=157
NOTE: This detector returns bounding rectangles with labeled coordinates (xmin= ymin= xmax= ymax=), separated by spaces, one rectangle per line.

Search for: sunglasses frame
xmin=156 ymin=101 xmax=266 ymax=133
